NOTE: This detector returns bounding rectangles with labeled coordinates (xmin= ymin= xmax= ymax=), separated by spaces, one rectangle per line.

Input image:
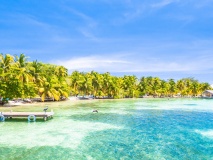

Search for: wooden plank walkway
xmin=0 ymin=111 xmax=54 ymax=121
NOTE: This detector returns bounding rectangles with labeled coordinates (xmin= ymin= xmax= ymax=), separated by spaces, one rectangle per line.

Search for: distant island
xmin=0 ymin=53 xmax=212 ymax=103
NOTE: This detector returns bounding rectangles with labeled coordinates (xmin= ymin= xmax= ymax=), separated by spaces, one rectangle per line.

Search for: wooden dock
xmin=0 ymin=111 xmax=54 ymax=122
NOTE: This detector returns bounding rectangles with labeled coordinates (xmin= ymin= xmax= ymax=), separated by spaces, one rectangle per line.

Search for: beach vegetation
xmin=0 ymin=53 xmax=212 ymax=102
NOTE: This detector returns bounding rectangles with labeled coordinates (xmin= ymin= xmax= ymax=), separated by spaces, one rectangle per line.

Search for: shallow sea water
xmin=0 ymin=98 xmax=213 ymax=160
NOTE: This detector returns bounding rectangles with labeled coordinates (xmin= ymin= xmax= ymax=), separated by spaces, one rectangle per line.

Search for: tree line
xmin=0 ymin=53 xmax=68 ymax=102
xmin=69 ymin=71 xmax=211 ymax=98
xmin=0 ymin=53 xmax=212 ymax=101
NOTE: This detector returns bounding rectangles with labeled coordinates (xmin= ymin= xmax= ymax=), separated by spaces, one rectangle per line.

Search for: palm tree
xmin=138 ymin=77 xmax=149 ymax=96
xmin=159 ymin=80 xmax=169 ymax=97
xmin=78 ymin=73 xmax=93 ymax=95
xmin=122 ymin=75 xmax=138 ymax=98
xmin=1 ymin=53 xmax=213 ymax=100
xmin=12 ymin=54 xmax=35 ymax=98
xmin=110 ymin=76 xmax=123 ymax=98
xmin=146 ymin=76 xmax=155 ymax=95
xmin=55 ymin=66 xmax=68 ymax=82
xmin=152 ymin=77 xmax=161 ymax=97
xmin=0 ymin=53 xmax=15 ymax=73
xmin=190 ymin=80 xmax=200 ymax=97
xmin=29 ymin=60 xmax=44 ymax=85
xmin=57 ymin=81 xmax=69 ymax=99
xmin=0 ymin=54 xmax=18 ymax=99
xmin=116 ymin=77 xmax=124 ymax=98
xmin=91 ymin=71 xmax=103 ymax=97
xmin=200 ymin=82 xmax=211 ymax=91
xmin=184 ymin=78 xmax=194 ymax=96
xmin=177 ymin=79 xmax=185 ymax=96
xmin=38 ymin=76 xmax=60 ymax=102
xmin=168 ymin=79 xmax=177 ymax=97
xmin=14 ymin=53 xmax=33 ymax=84
xmin=69 ymin=71 xmax=84 ymax=95
xmin=102 ymin=72 xmax=113 ymax=97
xmin=0 ymin=54 xmax=15 ymax=82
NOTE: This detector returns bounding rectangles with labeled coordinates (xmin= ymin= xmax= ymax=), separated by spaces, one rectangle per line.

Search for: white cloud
xmin=51 ymin=49 xmax=213 ymax=73
xmin=47 ymin=37 xmax=213 ymax=74
xmin=53 ymin=55 xmax=132 ymax=72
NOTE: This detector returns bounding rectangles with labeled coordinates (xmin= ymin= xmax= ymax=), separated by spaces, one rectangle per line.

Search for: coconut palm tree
xmin=200 ymin=82 xmax=211 ymax=91
xmin=122 ymin=75 xmax=138 ymax=98
xmin=109 ymin=76 xmax=123 ymax=98
xmin=69 ymin=71 xmax=84 ymax=95
xmin=29 ymin=60 xmax=44 ymax=85
xmin=102 ymin=72 xmax=113 ymax=97
xmin=146 ymin=76 xmax=155 ymax=95
xmin=91 ymin=71 xmax=103 ymax=97
xmin=151 ymin=77 xmax=161 ymax=97
xmin=55 ymin=66 xmax=68 ymax=82
xmin=12 ymin=54 xmax=35 ymax=98
xmin=168 ymin=79 xmax=177 ymax=97
xmin=77 ymin=73 xmax=92 ymax=95
xmin=38 ymin=76 xmax=60 ymax=102
xmin=190 ymin=80 xmax=200 ymax=97
xmin=14 ymin=53 xmax=33 ymax=84
xmin=0 ymin=53 xmax=15 ymax=73
xmin=177 ymin=79 xmax=185 ymax=96
xmin=159 ymin=80 xmax=169 ymax=97
xmin=138 ymin=77 xmax=149 ymax=96
xmin=0 ymin=54 xmax=20 ymax=99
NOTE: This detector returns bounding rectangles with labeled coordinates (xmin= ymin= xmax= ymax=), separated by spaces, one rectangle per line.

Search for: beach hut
xmin=202 ymin=90 xmax=213 ymax=98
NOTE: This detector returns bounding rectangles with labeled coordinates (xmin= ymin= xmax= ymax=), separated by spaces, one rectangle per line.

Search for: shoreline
xmin=0 ymin=96 xmax=209 ymax=108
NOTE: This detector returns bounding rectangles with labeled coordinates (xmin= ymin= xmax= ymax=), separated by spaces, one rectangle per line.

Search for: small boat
xmin=3 ymin=100 xmax=24 ymax=106
xmin=77 ymin=96 xmax=94 ymax=100
xmin=68 ymin=96 xmax=77 ymax=100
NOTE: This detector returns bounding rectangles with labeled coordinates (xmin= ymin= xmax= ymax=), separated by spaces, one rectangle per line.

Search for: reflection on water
xmin=0 ymin=98 xmax=213 ymax=159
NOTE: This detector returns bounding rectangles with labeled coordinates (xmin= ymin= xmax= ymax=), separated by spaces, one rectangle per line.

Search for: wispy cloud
xmin=60 ymin=6 xmax=99 ymax=40
xmin=53 ymin=55 xmax=131 ymax=72
xmin=112 ymin=0 xmax=180 ymax=25
xmin=50 ymin=38 xmax=213 ymax=74
xmin=0 ymin=13 xmax=62 ymax=40
xmin=151 ymin=0 xmax=179 ymax=8
xmin=51 ymin=52 xmax=213 ymax=74
xmin=0 ymin=13 xmax=51 ymax=30
xmin=77 ymin=28 xmax=100 ymax=41
xmin=122 ymin=7 xmax=145 ymax=21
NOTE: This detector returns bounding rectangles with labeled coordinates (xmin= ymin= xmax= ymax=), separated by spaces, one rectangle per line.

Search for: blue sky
xmin=1 ymin=0 xmax=213 ymax=83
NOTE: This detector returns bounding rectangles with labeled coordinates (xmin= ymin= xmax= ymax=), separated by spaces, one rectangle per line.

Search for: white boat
xmin=68 ymin=96 xmax=77 ymax=100
xmin=77 ymin=96 xmax=94 ymax=100
xmin=3 ymin=100 xmax=24 ymax=106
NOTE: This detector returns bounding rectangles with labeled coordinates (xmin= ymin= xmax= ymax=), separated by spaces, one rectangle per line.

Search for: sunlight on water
xmin=0 ymin=119 xmax=122 ymax=149
xmin=0 ymin=98 xmax=213 ymax=159
xmin=195 ymin=129 xmax=213 ymax=139
xmin=134 ymin=98 xmax=213 ymax=112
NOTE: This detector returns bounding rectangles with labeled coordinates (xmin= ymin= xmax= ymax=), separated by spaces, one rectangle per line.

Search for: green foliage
xmin=0 ymin=53 xmax=212 ymax=101
xmin=0 ymin=53 xmax=69 ymax=102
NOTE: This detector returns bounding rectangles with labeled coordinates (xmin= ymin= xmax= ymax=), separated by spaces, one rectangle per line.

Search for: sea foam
xmin=195 ymin=129 xmax=213 ymax=139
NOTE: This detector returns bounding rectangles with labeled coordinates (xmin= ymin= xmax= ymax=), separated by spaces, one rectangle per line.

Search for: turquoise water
xmin=0 ymin=98 xmax=213 ymax=160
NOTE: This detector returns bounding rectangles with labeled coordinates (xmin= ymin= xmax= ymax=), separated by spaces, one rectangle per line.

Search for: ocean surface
xmin=0 ymin=98 xmax=213 ymax=160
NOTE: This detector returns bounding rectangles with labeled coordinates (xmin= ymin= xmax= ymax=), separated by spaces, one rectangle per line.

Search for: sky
xmin=0 ymin=0 xmax=213 ymax=83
